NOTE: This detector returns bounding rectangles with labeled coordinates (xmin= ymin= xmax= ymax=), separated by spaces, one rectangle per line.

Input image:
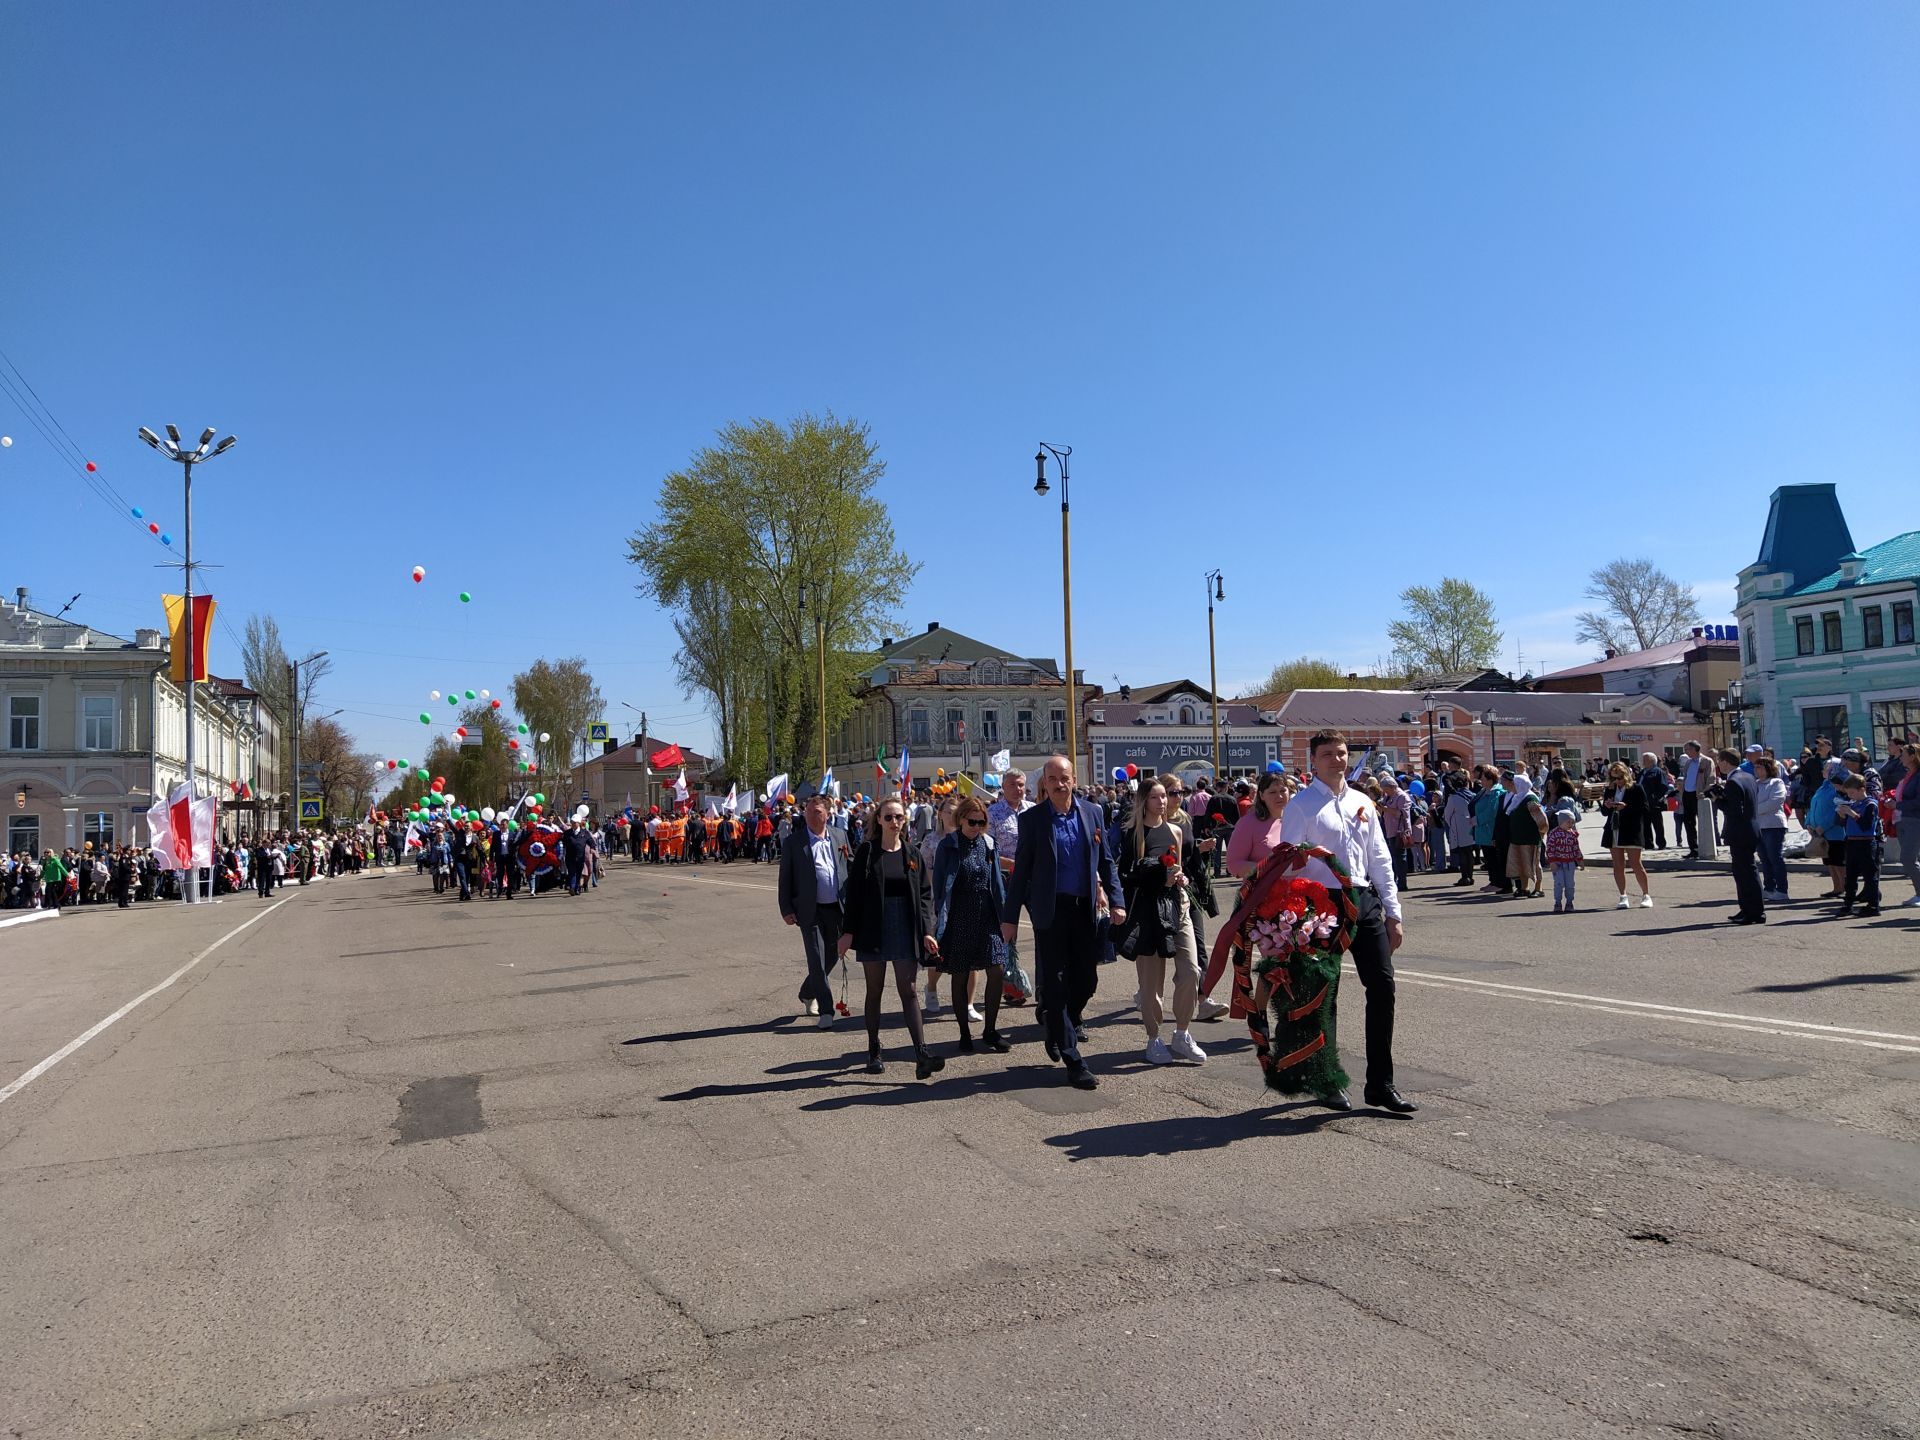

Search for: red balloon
xmin=454 ymin=727 xmax=467 ymax=738
xmin=489 ymin=699 xmax=501 ymax=709
xmin=508 ymin=739 xmax=519 ymax=749
xmin=1125 ymin=763 xmax=1138 ymax=778
xmin=386 ymin=759 xmax=397 ymax=769
xmin=147 ymin=522 xmax=159 ymax=534
xmin=85 ymin=461 xmax=97 ymax=472
xmin=531 ymin=804 xmax=543 ymax=814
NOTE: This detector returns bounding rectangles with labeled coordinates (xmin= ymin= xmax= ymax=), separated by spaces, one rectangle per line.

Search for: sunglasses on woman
xmin=961 ymin=816 xmax=987 ymax=828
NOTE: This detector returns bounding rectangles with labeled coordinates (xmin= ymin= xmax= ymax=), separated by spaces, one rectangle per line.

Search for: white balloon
xmin=0 ymin=436 xmax=11 ymax=447
xmin=479 ymin=689 xmax=490 ymax=699
xmin=539 ymin=731 xmax=551 ymax=743
xmin=480 ymin=806 xmax=496 ymax=822
xmin=429 ymin=690 xmax=441 ymax=700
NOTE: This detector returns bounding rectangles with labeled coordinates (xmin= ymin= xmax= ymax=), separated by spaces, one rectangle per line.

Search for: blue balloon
xmin=131 ymin=506 xmax=144 ymax=519
xmin=1266 ymin=761 xmax=1284 ymax=774
xmin=1408 ymin=779 xmax=1426 ymax=797
xmin=158 ymin=532 xmax=172 ymax=546
xmin=1113 ymin=767 xmax=1127 ymax=781
xmin=983 ymin=773 xmax=1001 ymax=788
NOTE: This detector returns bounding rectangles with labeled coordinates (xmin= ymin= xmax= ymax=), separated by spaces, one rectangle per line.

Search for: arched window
xmin=1179 ymin=705 xmax=1195 ymax=725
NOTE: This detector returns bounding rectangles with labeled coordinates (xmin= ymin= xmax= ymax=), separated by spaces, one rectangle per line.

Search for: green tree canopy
xmin=511 ymin=658 xmax=605 ymax=780
xmin=627 ymin=413 xmax=917 ymax=783
xmin=1386 ymin=578 xmax=1502 ymax=676
xmin=1252 ymin=657 xmax=1398 ymax=694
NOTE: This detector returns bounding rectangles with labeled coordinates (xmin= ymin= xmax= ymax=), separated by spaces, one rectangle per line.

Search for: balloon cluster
xmin=128 ymin=498 xmax=173 ymax=547
xmin=1110 ymin=763 xmax=1140 ymax=782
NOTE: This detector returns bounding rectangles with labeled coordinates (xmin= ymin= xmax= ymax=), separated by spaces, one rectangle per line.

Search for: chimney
xmin=1604 ymin=648 xmax=1617 ymax=660
xmin=13 ymin=586 xmax=26 ymax=610
xmin=927 ymin=621 xmax=940 ymax=632
xmin=135 ymin=628 xmax=165 ymax=649
xmin=881 ymin=638 xmax=894 ymax=650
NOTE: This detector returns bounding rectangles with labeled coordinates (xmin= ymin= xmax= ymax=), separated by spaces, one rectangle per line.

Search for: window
xmin=1870 ymin=699 xmax=1920 ymax=761
xmin=1049 ymin=708 xmax=1066 ymax=744
xmin=1178 ymin=705 xmax=1195 ymax=725
xmin=1794 ymin=617 xmax=1814 ymax=656
xmin=1801 ymin=705 xmax=1848 ymax=755
xmin=907 ymin=708 xmax=929 ymax=749
xmin=1606 ymin=746 xmax=1640 ymax=766
xmin=82 ymin=695 xmax=115 ymax=750
xmin=8 ymin=815 xmax=39 ymax=857
xmin=945 ymin=707 xmax=964 ymax=746
xmin=979 ymin=708 xmax=998 ymax=744
xmin=1744 ymin=627 xmax=1755 ymax=665
xmin=83 ymin=812 xmax=114 ymax=851
xmin=1895 ymin=602 xmax=1915 ymax=645
xmin=8 ymin=695 xmax=40 ymax=750
xmin=1863 ymin=608 xmax=1885 ymax=649
xmin=1016 ymin=709 xmax=1034 ymax=745
xmin=1822 ymin=612 xmax=1843 ymax=652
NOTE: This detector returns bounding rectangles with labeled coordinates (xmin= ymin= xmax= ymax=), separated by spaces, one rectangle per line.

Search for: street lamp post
xmin=1034 ymin=444 xmax=1078 ymax=775
xmin=139 ymin=424 xmax=236 ymax=903
xmin=1423 ymin=692 xmax=1438 ymax=765
xmin=1204 ymin=570 xmax=1225 ymax=781
xmin=1483 ymin=708 xmax=1500 ymax=770
xmin=288 ymin=650 xmax=329 ymax=837
xmin=1726 ymin=678 xmax=1747 ymax=748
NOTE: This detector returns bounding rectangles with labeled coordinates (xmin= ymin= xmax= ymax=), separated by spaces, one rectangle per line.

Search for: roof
xmin=877 ymin=624 xmax=1036 ymax=668
xmin=1535 ymin=636 xmax=1737 ymax=681
xmin=580 ymin=740 xmax=710 ymax=769
xmin=1270 ymin=688 xmax=1675 ymax=728
xmin=1088 ymin=702 xmax=1269 ymax=727
xmin=1406 ymin=667 xmax=1518 ymax=691
xmin=1756 ymin=484 xmax=1855 ymax=588
xmin=0 ymin=595 xmax=137 ymax=651
xmin=1118 ymin=679 xmax=1223 ymax=704
xmin=210 ymin=675 xmax=261 ymax=698
xmin=1789 ymin=529 xmax=1920 ymax=597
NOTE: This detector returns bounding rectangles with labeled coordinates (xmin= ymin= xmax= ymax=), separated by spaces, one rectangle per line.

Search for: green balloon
xmin=516 ymin=723 xmax=527 ymax=734
xmin=459 ymin=591 xmax=471 ymax=603
xmin=464 ymin=689 xmax=475 ymax=700
xmin=447 ymin=694 xmax=459 ymax=706
xmin=533 ymin=793 xmax=545 ymax=804
xmin=419 ymin=713 xmax=431 ymax=724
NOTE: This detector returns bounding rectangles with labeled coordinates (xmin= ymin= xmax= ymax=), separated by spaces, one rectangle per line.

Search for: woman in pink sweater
xmin=1202 ymin=771 xmax=1296 ymax=1004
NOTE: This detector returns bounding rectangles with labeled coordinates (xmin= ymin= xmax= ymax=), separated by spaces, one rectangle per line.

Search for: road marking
xmin=652 ymin=872 xmax=776 ymax=893
xmin=0 ymin=908 xmax=60 ymax=931
xmin=0 ymin=896 xmax=293 ymax=1106
xmin=1378 ymin=966 xmax=1920 ymax=1055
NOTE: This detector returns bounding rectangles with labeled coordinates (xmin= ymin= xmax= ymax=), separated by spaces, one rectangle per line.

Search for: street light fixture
xmin=1034 ymin=443 xmax=1079 ymax=774
xmin=140 ymin=421 xmax=237 ymax=902
xmin=1483 ymin=708 xmax=1501 ymax=770
xmin=1204 ymin=570 xmax=1225 ymax=782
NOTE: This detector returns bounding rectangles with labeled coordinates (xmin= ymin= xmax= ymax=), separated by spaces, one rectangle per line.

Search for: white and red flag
xmin=150 ymin=781 xmax=218 ymax=870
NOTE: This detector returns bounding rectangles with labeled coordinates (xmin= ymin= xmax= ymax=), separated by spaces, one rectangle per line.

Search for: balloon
xmin=1408 ymin=779 xmax=1427 ymax=797
xmin=459 ymin=592 xmax=472 ymax=603
xmin=509 ymin=739 xmax=519 ymax=750
xmin=1113 ymin=767 xmax=1127 ymax=782
xmin=386 ymin=759 xmax=397 ymax=769
xmin=533 ymin=793 xmax=545 ymax=804
xmin=531 ymin=804 xmax=543 ymax=815
xmin=412 ymin=566 xmax=425 ymax=582
xmin=429 ymin=690 xmax=441 ymax=700
xmin=397 ymin=759 xmax=409 ymax=770
xmin=455 ymin=727 xmax=467 ymax=738
xmin=85 ymin=461 xmax=96 ymax=471
xmin=516 ymin=723 xmax=527 ymax=734
xmin=159 ymin=533 xmax=172 ymax=545
xmin=447 ymin=695 xmax=459 ymax=707
xmin=0 ymin=436 xmax=10 ymax=447
xmin=1125 ymin=764 xmax=1138 ymax=778
xmin=936 ymin=768 xmax=946 ymax=778
xmin=480 ymin=807 xmax=496 ymax=822
xmin=1266 ymin=761 xmax=1284 ymax=774
xmin=131 ymin=505 xmax=143 ymax=518
xmin=489 ymin=699 xmax=501 ymax=710
xmin=463 ymin=689 xmax=475 ymax=700
xmin=479 ymin=689 xmax=490 ymax=699
xmin=539 ymin=732 xmax=551 ymax=743
xmin=419 ymin=713 xmax=431 ymax=724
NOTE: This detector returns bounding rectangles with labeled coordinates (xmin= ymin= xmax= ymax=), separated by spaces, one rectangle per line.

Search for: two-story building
xmin=1085 ymin=680 xmax=1280 ymax=784
xmin=827 ymin=622 xmax=1100 ymax=782
xmin=1735 ymin=485 xmax=1920 ymax=759
xmin=1531 ymin=630 xmax=1741 ymax=715
xmin=2 ymin=588 xmax=274 ymax=855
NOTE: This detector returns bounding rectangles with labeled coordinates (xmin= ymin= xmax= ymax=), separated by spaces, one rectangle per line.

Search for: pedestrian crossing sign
xmin=299 ymin=797 xmax=323 ymax=822
xmin=588 ymin=722 xmax=610 ymax=743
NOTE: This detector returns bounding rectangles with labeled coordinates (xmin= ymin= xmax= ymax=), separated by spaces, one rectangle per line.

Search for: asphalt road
xmin=2 ymin=840 xmax=1916 ymax=1440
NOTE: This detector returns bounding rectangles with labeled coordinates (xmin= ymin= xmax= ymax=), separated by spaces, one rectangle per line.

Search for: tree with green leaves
xmin=1386 ymin=578 xmax=1502 ymax=677
xmin=628 ymin=413 xmax=917 ymax=783
xmin=1575 ymin=559 xmax=1702 ymax=654
xmin=1253 ymin=657 xmax=1399 ymax=695
xmin=511 ymin=658 xmax=605 ymax=781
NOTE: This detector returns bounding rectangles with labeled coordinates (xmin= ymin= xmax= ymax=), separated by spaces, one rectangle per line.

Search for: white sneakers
xmin=1639 ymin=894 xmax=1655 ymax=909
xmin=1167 ymin=1030 xmax=1207 ymax=1065
xmin=1616 ymin=895 xmax=1632 ymax=909
xmin=1196 ymin=996 xmax=1230 ymax=1021
xmin=1904 ymin=894 xmax=1920 ymax=907
xmin=803 ymin=999 xmax=819 ymax=1016
xmin=1144 ymin=1036 xmax=1173 ymax=1065
xmin=922 ymin=983 xmax=941 ymax=1014
xmin=966 ymin=1004 xmax=984 ymax=1023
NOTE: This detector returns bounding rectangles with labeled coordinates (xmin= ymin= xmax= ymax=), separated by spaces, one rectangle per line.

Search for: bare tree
xmin=1575 ymin=559 xmax=1702 ymax=654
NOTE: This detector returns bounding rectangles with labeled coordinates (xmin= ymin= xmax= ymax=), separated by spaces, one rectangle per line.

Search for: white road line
xmin=0 ymin=895 xmax=293 ymax=1106
xmin=1374 ymin=965 xmax=1920 ymax=1055
xmin=653 ymin=873 xmax=776 ymax=893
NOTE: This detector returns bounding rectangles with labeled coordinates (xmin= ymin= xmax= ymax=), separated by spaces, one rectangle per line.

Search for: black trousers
xmin=797 ymin=902 xmax=843 ymax=1008
xmin=1031 ymin=894 xmax=1100 ymax=1066
xmin=1728 ymin=835 xmax=1764 ymax=919
xmin=1843 ymin=838 xmax=1881 ymax=910
xmin=1678 ymin=792 xmax=1700 ymax=854
xmin=1341 ymin=888 xmax=1397 ymax=1090
xmin=1455 ymin=844 xmax=1476 ymax=883
xmin=1647 ymin=802 xmax=1668 ymax=850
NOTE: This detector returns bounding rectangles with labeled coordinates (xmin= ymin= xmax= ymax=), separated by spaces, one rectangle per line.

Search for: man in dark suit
xmin=1002 ymin=755 xmax=1126 ymax=1089
xmin=779 ymin=790 xmax=849 ymax=1030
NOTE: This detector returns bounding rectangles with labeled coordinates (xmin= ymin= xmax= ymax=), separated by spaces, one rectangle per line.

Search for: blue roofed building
xmin=1735 ymin=485 xmax=1920 ymax=761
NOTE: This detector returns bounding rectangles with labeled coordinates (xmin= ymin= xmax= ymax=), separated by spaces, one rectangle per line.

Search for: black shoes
xmin=915 ymin=1049 xmax=946 ymax=1081
xmin=865 ymin=1052 xmax=886 ymax=1075
xmin=1364 ymin=1086 xmax=1419 ymax=1113
xmin=1043 ymin=1033 xmax=1060 ymax=1062
xmin=1728 ymin=913 xmax=1765 ymax=925
xmin=956 ymin=1032 xmax=976 ymax=1054
xmin=1066 ymin=1062 xmax=1099 ymax=1091
xmin=1316 ymin=1089 xmax=1353 ymax=1111
xmin=981 ymin=1029 xmax=1012 ymax=1053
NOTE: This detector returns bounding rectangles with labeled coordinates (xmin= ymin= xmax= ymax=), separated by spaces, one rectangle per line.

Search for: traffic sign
xmin=299 ymin=797 xmax=323 ymax=822
xmin=588 ymin=722 xmax=610 ymax=743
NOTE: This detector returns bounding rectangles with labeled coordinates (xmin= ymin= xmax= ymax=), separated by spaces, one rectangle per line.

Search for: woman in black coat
xmin=837 ymin=796 xmax=945 ymax=1078
xmin=1600 ymin=759 xmax=1654 ymax=909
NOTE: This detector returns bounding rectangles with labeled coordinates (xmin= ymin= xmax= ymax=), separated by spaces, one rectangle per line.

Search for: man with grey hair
xmin=1639 ymin=752 xmax=1671 ymax=852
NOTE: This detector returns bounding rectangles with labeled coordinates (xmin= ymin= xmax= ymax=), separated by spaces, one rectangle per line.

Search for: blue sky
xmin=4 ymin=2 xmax=1917 ymax=767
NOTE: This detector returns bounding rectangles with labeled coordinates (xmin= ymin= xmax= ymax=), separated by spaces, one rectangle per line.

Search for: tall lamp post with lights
xmin=139 ymin=424 xmax=236 ymax=902
xmin=1033 ymin=443 xmax=1079 ymax=775
xmin=1204 ymin=570 xmax=1225 ymax=780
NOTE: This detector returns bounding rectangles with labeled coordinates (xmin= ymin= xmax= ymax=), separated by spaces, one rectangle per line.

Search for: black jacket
xmin=843 ymin=841 xmax=935 ymax=955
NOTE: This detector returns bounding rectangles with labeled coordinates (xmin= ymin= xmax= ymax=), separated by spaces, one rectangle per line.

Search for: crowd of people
xmin=1 ymin=826 xmax=391 ymax=910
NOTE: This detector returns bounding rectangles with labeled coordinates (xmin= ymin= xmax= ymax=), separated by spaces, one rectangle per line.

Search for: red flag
xmin=649 ymin=743 xmax=683 ymax=770
xmin=161 ymin=594 xmax=216 ymax=684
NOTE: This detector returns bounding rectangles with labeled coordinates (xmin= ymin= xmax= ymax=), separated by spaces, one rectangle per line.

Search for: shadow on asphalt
xmin=622 ymin=1017 xmax=797 ymax=1046
xmin=1044 ymin=1102 xmax=1359 ymax=1160
xmin=1749 ymin=968 xmax=1920 ymax=993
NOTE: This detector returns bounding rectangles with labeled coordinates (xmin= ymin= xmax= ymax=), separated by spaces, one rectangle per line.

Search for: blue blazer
xmin=1002 ymin=796 xmax=1123 ymax=929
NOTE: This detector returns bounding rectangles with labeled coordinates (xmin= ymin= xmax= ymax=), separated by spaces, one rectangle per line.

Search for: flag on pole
xmin=895 ymin=747 xmax=910 ymax=795
xmin=821 ymin=766 xmax=836 ymax=800
xmin=673 ymin=767 xmax=689 ymax=803
xmin=767 ymin=773 xmax=790 ymax=803
xmin=150 ymin=780 xmax=217 ymax=870
xmin=649 ymin=743 xmax=684 ymax=770
xmin=722 ymin=783 xmax=738 ymax=815
xmin=161 ymin=594 xmax=216 ymax=684
xmin=989 ymin=747 xmax=1012 ymax=777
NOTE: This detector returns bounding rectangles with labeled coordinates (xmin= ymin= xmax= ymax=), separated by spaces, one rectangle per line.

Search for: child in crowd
xmin=1836 ymin=774 xmax=1882 ymax=917
xmin=1543 ymin=809 xmax=1583 ymax=913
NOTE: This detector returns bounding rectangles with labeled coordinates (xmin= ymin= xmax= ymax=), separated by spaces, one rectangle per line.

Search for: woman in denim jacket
xmin=1804 ymin=760 xmax=1848 ymax=898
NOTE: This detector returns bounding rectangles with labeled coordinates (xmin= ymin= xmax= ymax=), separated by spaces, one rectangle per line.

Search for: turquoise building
xmin=1736 ymin=484 xmax=1920 ymax=759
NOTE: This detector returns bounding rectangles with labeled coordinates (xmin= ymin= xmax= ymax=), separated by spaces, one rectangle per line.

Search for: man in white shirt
xmin=1276 ymin=729 xmax=1417 ymax=1113
xmin=1677 ymin=742 xmax=1709 ymax=858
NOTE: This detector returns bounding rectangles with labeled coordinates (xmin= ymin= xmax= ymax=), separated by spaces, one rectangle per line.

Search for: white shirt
xmin=1683 ymin=755 xmax=1706 ymax=793
xmin=807 ymin=827 xmax=839 ymax=904
xmin=1276 ymin=777 xmax=1402 ymax=921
